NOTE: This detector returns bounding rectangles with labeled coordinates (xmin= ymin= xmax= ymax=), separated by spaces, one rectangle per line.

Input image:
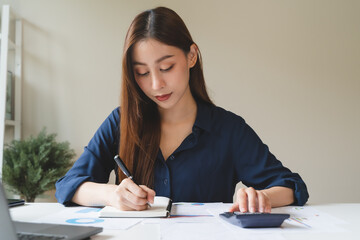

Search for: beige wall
xmin=1 ymin=0 xmax=359 ymax=204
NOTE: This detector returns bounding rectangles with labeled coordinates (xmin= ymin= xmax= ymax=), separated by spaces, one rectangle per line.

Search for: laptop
xmin=0 ymin=182 xmax=102 ymax=240
xmin=8 ymin=198 xmax=25 ymax=207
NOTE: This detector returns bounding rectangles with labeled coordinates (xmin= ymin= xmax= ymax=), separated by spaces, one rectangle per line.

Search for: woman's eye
xmin=136 ymin=71 xmax=149 ymax=77
xmin=160 ymin=65 xmax=174 ymax=72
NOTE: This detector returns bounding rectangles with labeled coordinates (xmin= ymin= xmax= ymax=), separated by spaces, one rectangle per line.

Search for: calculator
xmin=219 ymin=212 xmax=290 ymax=228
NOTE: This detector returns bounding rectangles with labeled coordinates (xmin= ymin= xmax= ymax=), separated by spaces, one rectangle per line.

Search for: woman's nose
xmin=151 ymin=72 xmax=165 ymax=90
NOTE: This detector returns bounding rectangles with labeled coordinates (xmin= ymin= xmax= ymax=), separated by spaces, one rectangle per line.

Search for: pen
xmin=114 ymin=155 xmax=151 ymax=208
xmin=114 ymin=155 xmax=136 ymax=183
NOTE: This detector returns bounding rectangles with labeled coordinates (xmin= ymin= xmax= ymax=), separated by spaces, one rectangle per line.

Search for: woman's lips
xmin=155 ymin=93 xmax=172 ymax=101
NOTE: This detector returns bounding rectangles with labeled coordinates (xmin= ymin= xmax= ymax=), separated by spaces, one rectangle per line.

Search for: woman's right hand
xmin=108 ymin=178 xmax=156 ymax=211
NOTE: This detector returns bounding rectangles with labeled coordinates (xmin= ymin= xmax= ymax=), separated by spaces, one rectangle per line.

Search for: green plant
xmin=2 ymin=128 xmax=75 ymax=202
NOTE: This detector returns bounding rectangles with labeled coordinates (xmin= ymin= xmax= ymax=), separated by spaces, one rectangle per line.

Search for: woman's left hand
xmin=229 ymin=187 xmax=271 ymax=213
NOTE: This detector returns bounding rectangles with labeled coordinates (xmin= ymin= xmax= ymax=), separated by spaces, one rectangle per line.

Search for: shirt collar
xmin=193 ymin=100 xmax=213 ymax=133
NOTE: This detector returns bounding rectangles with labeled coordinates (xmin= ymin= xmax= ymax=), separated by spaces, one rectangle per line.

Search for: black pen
xmin=114 ymin=155 xmax=151 ymax=207
xmin=114 ymin=155 xmax=136 ymax=183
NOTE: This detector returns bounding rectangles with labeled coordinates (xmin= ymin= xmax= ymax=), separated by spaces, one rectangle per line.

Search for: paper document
xmin=155 ymin=202 xmax=348 ymax=240
xmin=170 ymin=202 xmax=223 ymax=216
xmin=157 ymin=202 xmax=285 ymax=240
xmin=31 ymin=206 xmax=141 ymax=230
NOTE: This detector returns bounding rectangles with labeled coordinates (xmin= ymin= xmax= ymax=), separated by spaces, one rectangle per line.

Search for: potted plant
xmin=2 ymin=128 xmax=75 ymax=202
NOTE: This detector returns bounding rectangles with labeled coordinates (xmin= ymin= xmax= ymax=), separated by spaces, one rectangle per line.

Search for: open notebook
xmin=99 ymin=196 xmax=172 ymax=218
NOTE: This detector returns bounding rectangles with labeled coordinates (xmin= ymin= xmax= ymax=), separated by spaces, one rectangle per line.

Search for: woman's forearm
xmin=261 ymin=186 xmax=295 ymax=208
xmin=72 ymin=182 xmax=116 ymax=206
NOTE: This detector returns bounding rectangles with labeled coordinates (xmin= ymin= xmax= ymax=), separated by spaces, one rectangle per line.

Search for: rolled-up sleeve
xmin=233 ymin=118 xmax=309 ymax=206
xmin=55 ymin=108 xmax=120 ymax=206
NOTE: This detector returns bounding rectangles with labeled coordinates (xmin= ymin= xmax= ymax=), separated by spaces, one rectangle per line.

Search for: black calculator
xmin=219 ymin=212 xmax=290 ymax=228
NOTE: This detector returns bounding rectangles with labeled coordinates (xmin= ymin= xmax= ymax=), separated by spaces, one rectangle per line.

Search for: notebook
xmin=99 ymin=196 xmax=172 ymax=218
xmin=0 ymin=182 xmax=102 ymax=240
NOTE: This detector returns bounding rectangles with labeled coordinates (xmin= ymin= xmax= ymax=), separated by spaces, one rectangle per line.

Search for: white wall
xmin=1 ymin=0 xmax=359 ymax=204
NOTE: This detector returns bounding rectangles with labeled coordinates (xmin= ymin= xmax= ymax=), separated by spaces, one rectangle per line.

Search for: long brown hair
xmin=119 ymin=7 xmax=213 ymax=187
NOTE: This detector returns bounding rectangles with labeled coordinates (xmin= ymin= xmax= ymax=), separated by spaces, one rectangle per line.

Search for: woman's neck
xmin=158 ymin=88 xmax=197 ymax=125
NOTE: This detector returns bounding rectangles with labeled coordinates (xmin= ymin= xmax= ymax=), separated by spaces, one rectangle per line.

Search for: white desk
xmin=10 ymin=203 xmax=360 ymax=240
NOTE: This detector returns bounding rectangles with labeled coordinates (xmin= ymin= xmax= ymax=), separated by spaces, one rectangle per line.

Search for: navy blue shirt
xmin=55 ymin=101 xmax=309 ymax=206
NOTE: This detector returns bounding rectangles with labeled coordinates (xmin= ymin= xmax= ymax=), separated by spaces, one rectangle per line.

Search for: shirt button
xmin=163 ymin=179 xmax=168 ymax=185
xmin=169 ymin=155 xmax=175 ymax=160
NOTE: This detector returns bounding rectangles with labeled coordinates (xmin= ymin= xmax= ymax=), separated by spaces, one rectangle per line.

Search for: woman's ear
xmin=188 ymin=44 xmax=198 ymax=68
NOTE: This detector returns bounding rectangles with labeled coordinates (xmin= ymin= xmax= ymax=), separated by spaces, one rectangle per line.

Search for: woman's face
xmin=132 ymin=38 xmax=197 ymax=110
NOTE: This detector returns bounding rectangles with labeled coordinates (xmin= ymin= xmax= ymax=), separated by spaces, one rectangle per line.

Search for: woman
xmin=55 ymin=7 xmax=308 ymax=213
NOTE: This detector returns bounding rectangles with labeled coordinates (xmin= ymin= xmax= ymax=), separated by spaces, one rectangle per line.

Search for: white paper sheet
xmin=31 ymin=206 xmax=141 ymax=230
xmin=170 ymin=202 xmax=223 ymax=216
xmin=157 ymin=203 xmax=348 ymax=240
xmin=160 ymin=220 xmax=285 ymax=240
xmin=158 ymin=202 xmax=286 ymax=240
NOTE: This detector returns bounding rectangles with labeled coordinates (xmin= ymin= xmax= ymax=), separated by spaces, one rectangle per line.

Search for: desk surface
xmin=10 ymin=203 xmax=360 ymax=240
